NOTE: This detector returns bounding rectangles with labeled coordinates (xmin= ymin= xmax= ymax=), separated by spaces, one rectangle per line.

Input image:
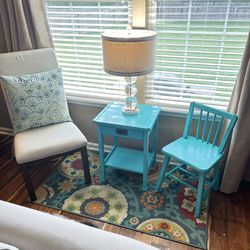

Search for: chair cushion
xmin=162 ymin=136 xmax=222 ymax=171
xmin=14 ymin=122 xmax=87 ymax=164
xmin=0 ymin=68 xmax=72 ymax=133
xmin=0 ymin=49 xmax=58 ymax=76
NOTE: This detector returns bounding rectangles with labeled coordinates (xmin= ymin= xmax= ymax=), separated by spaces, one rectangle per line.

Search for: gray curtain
xmin=220 ymin=32 xmax=250 ymax=193
xmin=0 ymin=0 xmax=53 ymax=130
xmin=0 ymin=0 xmax=53 ymax=53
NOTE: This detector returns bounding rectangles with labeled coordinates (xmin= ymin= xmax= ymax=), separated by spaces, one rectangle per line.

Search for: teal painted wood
xmin=152 ymin=119 xmax=158 ymax=167
xmin=105 ymin=147 xmax=154 ymax=174
xmin=93 ymin=102 xmax=160 ymax=190
xmin=97 ymin=125 xmax=106 ymax=184
xmin=194 ymin=102 xmax=236 ymax=119
xmin=183 ymin=102 xmax=195 ymax=138
xmin=202 ymin=112 xmax=209 ymax=141
xmin=143 ymin=131 xmax=150 ymax=190
xmin=218 ymin=114 xmax=238 ymax=153
xmin=213 ymin=116 xmax=224 ymax=146
xmin=195 ymin=172 xmax=205 ymax=218
xmin=114 ymin=135 xmax=118 ymax=147
xmin=204 ymin=179 xmax=216 ymax=198
xmin=104 ymin=145 xmax=117 ymax=164
xmin=207 ymin=114 xmax=216 ymax=143
xmin=161 ymin=137 xmax=222 ymax=171
xmin=196 ymin=109 xmax=203 ymax=139
xmin=155 ymin=156 xmax=170 ymax=192
xmin=93 ymin=102 xmax=161 ymax=130
xmin=101 ymin=124 xmax=144 ymax=140
xmin=155 ymin=102 xmax=238 ymax=218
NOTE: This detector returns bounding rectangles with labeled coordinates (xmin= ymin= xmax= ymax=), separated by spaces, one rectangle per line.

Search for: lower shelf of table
xmin=105 ymin=146 xmax=155 ymax=174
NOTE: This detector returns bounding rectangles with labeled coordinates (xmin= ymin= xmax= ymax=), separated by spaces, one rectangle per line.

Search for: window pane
xmin=45 ymin=0 xmax=131 ymax=103
xmin=146 ymin=0 xmax=250 ymax=111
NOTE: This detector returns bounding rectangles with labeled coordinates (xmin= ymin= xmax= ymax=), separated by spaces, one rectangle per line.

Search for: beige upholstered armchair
xmin=0 ymin=48 xmax=91 ymax=201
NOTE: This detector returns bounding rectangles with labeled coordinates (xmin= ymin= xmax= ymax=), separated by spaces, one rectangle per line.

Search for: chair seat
xmin=14 ymin=122 xmax=87 ymax=164
xmin=162 ymin=136 xmax=222 ymax=171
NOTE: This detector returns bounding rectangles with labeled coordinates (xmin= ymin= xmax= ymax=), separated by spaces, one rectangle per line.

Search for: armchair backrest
xmin=0 ymin=48 xmax=58 ymax=75
xmin=183 ymin=102 xmax=238 ymax=154
xmin=0 ymin=48 xmax=58 ymax=130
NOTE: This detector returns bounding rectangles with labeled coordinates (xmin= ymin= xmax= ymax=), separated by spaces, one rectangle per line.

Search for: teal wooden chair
xmin=155 ymin=102 xmax=237 ymax=218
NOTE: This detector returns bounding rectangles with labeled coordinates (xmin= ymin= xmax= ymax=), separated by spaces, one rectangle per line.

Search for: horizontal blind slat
xmin=146 ymin=0 xmax=250 ymax=111
xmin=45 ymin=0 xmax=130 ymax=102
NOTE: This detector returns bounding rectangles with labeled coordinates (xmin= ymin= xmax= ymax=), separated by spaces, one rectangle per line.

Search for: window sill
xmin=67 ymin=96 xmax=189 ymax=119
xmin=67 ymin=96 xmax=227 ymax=122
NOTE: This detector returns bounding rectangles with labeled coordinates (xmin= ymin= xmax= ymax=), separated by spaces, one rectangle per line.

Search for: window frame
xmin=145 ymin=0 xmax=249 ymax=113
xmin=45 ymin=0 xmax=249 ymax=115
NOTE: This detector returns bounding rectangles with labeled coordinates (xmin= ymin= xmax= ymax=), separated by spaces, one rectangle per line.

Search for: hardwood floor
xmin=0 ymin=136 xmax=249 ymax=250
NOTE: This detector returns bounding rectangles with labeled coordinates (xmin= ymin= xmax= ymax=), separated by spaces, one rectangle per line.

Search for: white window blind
xmin=45 ymin=0 xmax=131 ymax=103
xmin=146 ymin=0 xmax=250 ymax=112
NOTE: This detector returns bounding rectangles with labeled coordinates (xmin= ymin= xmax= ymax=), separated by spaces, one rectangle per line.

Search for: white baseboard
xmin=0 ymin=132 xmax=176 ymax=165
xmin=0 ymin=127 xmax=14 ymax=136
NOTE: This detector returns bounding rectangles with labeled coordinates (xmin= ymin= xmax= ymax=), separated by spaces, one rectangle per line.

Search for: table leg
xmin=143 ymin=131 xmax=150 ymax=191
xmin=152 ymin=119 xmax=158 ymax=167
xmin=97 ymin=125 xmax=106 ymax=184
xmin=114 ymin=136 xmax=118 ymax=147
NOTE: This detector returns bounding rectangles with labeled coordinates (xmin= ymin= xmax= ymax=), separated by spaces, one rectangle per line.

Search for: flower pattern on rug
xmin=59 ymin=152 xmax=100 ymax=179
xmin=63 ymin=185 xmax=128 ymax=224
xmin=36 ymin=185 xmax=54 ymax=203
xmin=128 ymin=217 xmax=140 ymax=226
xmin=36 ymin=151 xmax=208 ymax=249
xmin=140 ymin=191 xmax=164 ymax=210
xmin=177 ymin=186 xmax=207 ymax=227
xmin=137 ymin=218 xmax=189 ymax=243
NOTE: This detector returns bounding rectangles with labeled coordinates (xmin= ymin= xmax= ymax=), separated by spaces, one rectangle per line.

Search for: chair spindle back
xmin=183 ymin=102 xmax=238 ymax=154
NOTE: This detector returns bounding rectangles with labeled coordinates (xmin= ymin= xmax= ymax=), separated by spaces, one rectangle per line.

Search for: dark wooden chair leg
xmin=20 ymin=164 xmax=37 ymax=202
xmin=80 ymin=146 xmax=91 ymax=185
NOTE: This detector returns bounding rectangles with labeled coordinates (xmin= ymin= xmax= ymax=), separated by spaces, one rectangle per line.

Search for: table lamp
xmin=101 ymin=29 xmax=157 ymax=115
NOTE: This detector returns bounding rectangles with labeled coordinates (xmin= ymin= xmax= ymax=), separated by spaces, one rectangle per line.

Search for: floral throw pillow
xmin=0 ymin=68 xmax=72 ymax=134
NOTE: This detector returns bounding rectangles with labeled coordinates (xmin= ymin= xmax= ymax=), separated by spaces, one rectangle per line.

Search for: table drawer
xmin=101 ymin=125 xmax=144 ymax=140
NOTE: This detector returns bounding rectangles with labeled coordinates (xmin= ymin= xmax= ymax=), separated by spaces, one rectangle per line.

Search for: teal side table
xmin=93 ymin=102 xmax=161 ymax=190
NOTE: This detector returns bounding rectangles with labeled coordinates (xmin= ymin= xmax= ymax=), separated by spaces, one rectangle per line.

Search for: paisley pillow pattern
xmin=0 ymin=68 xmax=72 ymax=133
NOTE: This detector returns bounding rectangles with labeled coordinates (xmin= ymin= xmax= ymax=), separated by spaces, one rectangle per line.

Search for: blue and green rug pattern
xmin=35 ymin=151 xmax=208 ymax=249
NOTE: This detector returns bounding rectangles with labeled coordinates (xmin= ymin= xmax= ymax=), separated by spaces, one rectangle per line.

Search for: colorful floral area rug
xmin=35 ymin=151 xmax=208 ymax=249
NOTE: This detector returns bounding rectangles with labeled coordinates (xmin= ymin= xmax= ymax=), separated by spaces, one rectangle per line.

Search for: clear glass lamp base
xmin=122 ymin=76 xmax=139 ymax=116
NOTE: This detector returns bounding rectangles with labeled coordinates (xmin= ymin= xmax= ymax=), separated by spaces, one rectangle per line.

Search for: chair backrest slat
xmin=183 ymin=102 xmax=238 ymax=153
xmin=212 ymin=116 xmax=224 ymax=146
xmin=207 ymin=114 xmax=216 ymax=143
xmin=183 ymin=102 xmax=195 ymax=139
xmin=218 ymin=115 xmax=238 ymax=153
xmin=196 ymin=109 xmax=203 ymax=139
xmin=202 ymin=112 xmax=209 ymax=141
xmin=194 ymin=102 xmax=235 ymax=119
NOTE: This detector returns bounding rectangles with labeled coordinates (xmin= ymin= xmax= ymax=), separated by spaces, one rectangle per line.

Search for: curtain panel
xmin=0 ymin=0 xmax=53 ymax=131
xmin=220 ymin=32 xmax=250 ymax=193
xmin=0 ymin=0 xmax=53 ymax=53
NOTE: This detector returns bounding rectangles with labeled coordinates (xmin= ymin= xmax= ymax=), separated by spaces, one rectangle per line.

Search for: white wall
xmin=0 ymin=98 xmax=187 ymax=153
xmin=68 ymin=102 xmax=186 ymax=153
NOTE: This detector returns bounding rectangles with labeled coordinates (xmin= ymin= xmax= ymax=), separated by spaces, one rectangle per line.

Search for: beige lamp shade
xmin=101 ymin=30 xmax=157 ymax=76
